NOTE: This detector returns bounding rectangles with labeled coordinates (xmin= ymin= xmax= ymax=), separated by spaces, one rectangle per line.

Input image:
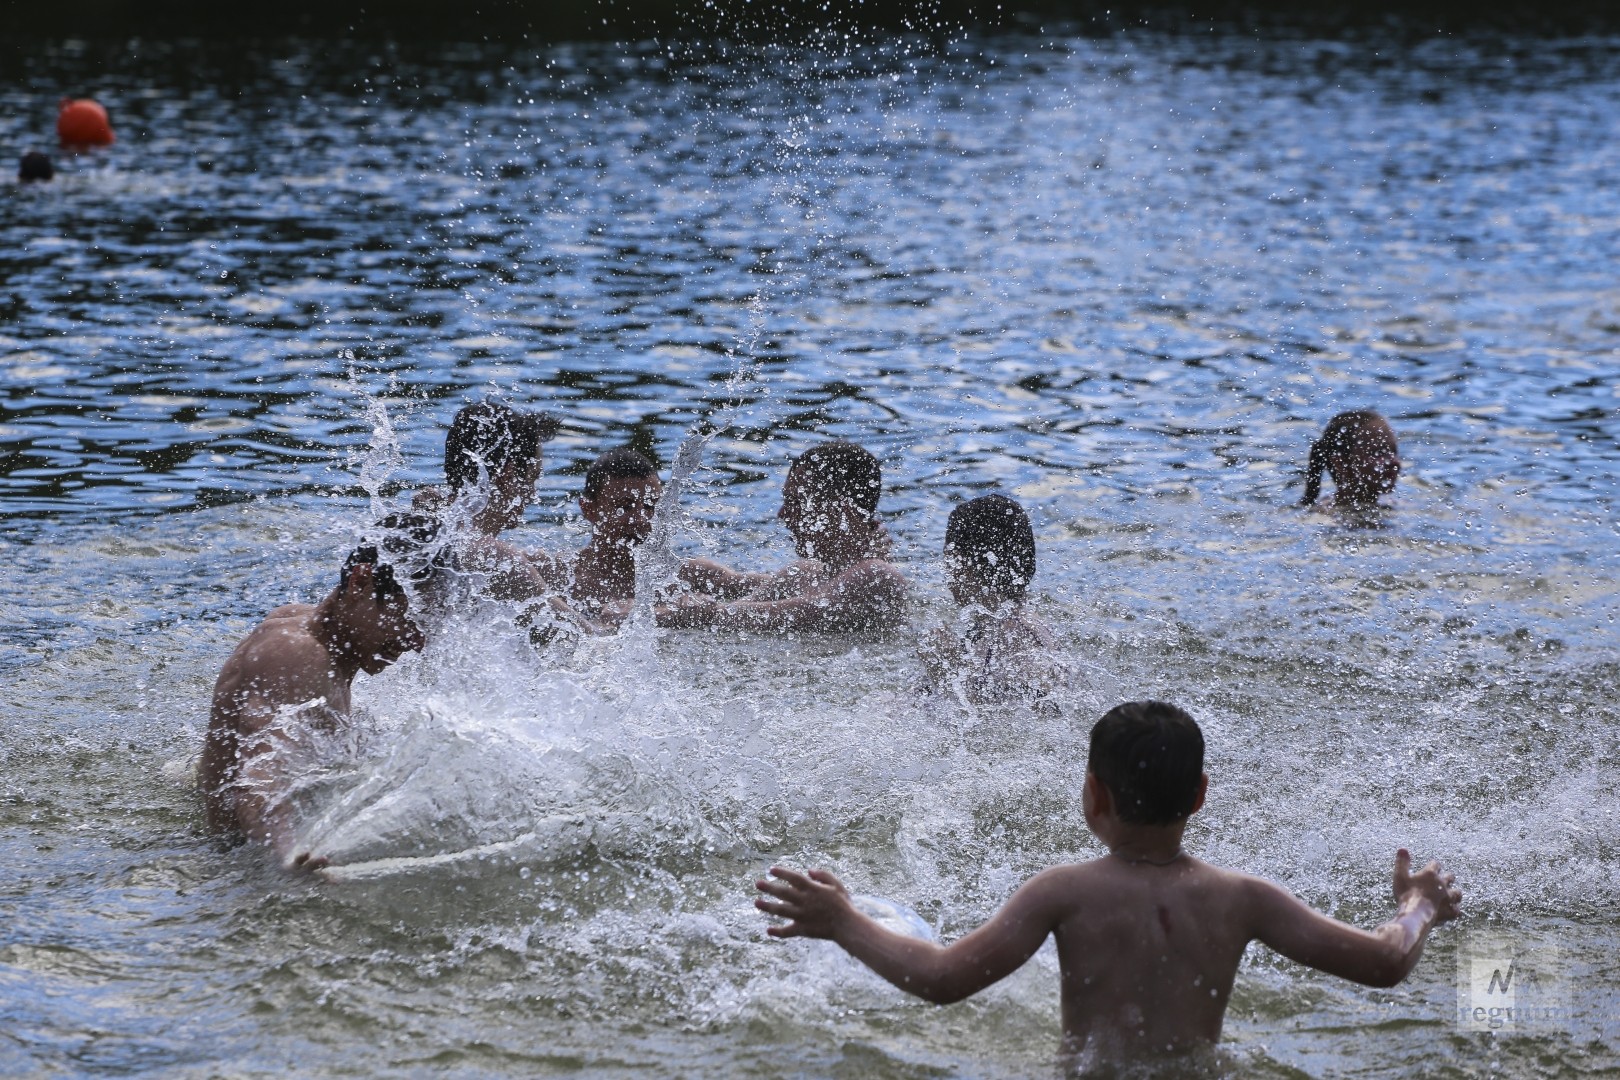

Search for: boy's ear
xmin=579 ymin=495 xmax=601 ymax=525
xmin=1190 ymin=773 xmax=1209 ymax=816
xmin=1084 ymin=770 xmax=1113 ymax=815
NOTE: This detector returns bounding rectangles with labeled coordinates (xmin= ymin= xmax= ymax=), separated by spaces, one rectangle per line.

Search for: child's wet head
xmin=943 ymin=494 xmax=1035 ymax=607
xmin=581 ymin=448 xmax=662 ymax=542
xmin=1304 ymin=409 xmax=1400 ymax=508
xmin=778 ymin=441 xmax=882 ymax=558
xmin=1086 ymin=702 xmax=1206 ymax=826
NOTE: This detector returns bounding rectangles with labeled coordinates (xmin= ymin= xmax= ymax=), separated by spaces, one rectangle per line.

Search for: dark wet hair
xmin=444 ymin=401 xmax=559 ymax=492
xmin=19 ymin=151 xmax=53 ymax=182
xmin=583 ymin=448 xmax=658 ymax=502
xmin=341 ymin=545 xmax=406 ymax=604
xmin=945 ymin=494 xmax=1036 ymax=601
xmin=1088 ymin=701 xmax=1205 ymax=826
xmin=373 ymin=511 xmax=442 ymax=582
xmin=1303 ymin=409 xmax=1398 ymax=506
xmin=790 ymin=441 xmax=882 ymax=515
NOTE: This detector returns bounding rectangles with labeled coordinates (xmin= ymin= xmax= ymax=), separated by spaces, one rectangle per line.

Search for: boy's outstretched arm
xmin=755 ymin=866 xmax=1059 ymax=1004
xmin=677 ymin=558 xmax=795 ymax=600
xmin=230 ymin=709 xmax=329 ymax=873
xmin=1249 ymin=849 xmax=1462 ymax=988
xmin=669 ymin=563 xmax=905 ymax=633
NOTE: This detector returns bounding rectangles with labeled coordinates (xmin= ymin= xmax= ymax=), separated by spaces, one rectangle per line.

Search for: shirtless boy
xmin=922 ymin=494 xmax=1054 ymax=697
xmin=664 ymin=441 xmax=906 ymax=634
xmin=559 ymin=448 xmax=663 ymax=627
xmin=1301 ymin=409 xmax=1401 ymax=511
xmin=413 ymin=399 xmax=562 ymax=602
xmin=756 ymin=701 xmax=1462 ymax=1066
xmin=198 ymin=546 xmax=424 ymax=870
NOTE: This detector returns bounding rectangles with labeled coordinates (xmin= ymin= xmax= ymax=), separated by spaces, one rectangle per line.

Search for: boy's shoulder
xmin=1029 ymin=854 xmax=1269 ymax=905
xmin=1018 ymin=856 xmax=1116 ymax=902
xmin=835 ymin=556 xmax=908 ymax=591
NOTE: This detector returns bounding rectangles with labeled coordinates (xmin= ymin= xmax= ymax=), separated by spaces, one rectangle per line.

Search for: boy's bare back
xmin=1041 ymin=855 xmax=1252 ymax=1054
xmin=199 ymin=556 xmax=423 ymax=868
xmin=759 ymin=849 xmax=1457 ymax=1064
xmin=755 ymin=701 xmax=1461 ymax=1066
xmin=1021 ymin=853 xmax=1440 ymax=1055
xmin=200 ymin=605 xmax=350 ymax=839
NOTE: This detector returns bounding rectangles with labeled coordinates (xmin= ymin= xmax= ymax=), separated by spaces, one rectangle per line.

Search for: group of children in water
xmin=201 ymin=399 xmax=1459 ymax=1069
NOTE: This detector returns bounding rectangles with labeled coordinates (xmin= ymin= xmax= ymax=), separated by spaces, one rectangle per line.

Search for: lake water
xmin=2 ymin=24 xmax=1618 ymax=1078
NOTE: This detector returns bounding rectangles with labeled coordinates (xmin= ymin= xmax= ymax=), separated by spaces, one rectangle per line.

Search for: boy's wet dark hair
xmin=19 ymin=151 xmax=54 ymax=182
xmin=945 ymin=494 xmax=1035 ymax=601
xmin=791 ymin=441 xmax=882 ymax=515
xmin=443 ymin=401 xmax=559 ymax=492
xmin=373 ymin=511 xmax=443 ymax=582
xmin=341 ymin=545 xmax=406 ymax=604
xmin=1303 ymin=409 xmax=1398 ymax=506
xmin=583 ymin=447 xmax=658 ymax=501
xmin=1088 ymin=701 xmax=1205 ymax=825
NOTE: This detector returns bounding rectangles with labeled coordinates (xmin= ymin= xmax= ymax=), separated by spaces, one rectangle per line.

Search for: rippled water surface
xmin=3 ymin=25 xmax=1618 ymax=1079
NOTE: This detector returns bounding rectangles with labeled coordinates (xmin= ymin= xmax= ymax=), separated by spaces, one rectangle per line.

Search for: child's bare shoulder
xmin=1023 ymin=858 xmax=1114 ymax=899
xmin=1182 ymin=858 xmax=1299 ymax=922
xmin=1183 ymin=855 xmax=1264 ymax=889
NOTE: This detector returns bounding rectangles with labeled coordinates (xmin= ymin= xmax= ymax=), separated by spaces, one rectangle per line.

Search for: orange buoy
xmin=57 ymin=98 xmax=115 ymax=148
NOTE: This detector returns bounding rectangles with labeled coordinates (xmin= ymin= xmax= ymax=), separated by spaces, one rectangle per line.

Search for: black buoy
xmin=19 ymin=151 xmax=54 ymax=182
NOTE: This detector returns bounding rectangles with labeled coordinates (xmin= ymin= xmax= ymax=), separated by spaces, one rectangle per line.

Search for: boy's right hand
xmin=755 ymin=866 xmax=854 ymax=940
xmin=1393 ymin=848 xmax=1463 ymax=923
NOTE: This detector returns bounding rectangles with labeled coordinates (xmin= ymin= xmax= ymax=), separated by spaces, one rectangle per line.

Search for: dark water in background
xmin=2 ymin=27 xmax=1618 ymax=1079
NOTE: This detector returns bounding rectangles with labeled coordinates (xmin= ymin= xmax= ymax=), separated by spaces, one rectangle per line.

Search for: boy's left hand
xmin=755 ymin=866 xmax=853 ymax=940
xmin=1392 ymin=848 xmax=1463 ymax=923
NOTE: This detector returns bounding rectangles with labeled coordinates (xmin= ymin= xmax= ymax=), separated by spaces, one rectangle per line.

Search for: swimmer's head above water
xmin=1302 ymin=409 xmax=1400 ymax=510
xmin=944 ymin=494 xmax=1035 ymax=609
xmin=19 ymin=151 xmax=54 ymax=182
xmin=778 ymin=440 xmax=887 ymax=566
xmin=442 ymin=400 xmax=560 ymax=533
xmin=1085 ymin=701 xmax=1206 ymax=831
xmin=333 ymin=544 xmax=426 ymax=673
xmin=581 ymin=448 xmax=662 ymax=545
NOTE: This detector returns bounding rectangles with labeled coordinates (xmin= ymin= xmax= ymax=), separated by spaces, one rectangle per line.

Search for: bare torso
xmin=570 ymin=538 xmax=636 ymax=608
xmin=922 ymin=606 xmax=1055 ymax=702
xmin=199 ymin=604 xmax=349 ymax=841
xmin=1045 ymin=856 xmax=1253 ymax=1058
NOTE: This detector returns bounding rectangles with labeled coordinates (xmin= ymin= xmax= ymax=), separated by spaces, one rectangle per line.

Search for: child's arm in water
xmin=755 ymin=866 xmax=1064 ymax=1004
xmin=457 ymin=537 xmax=567 ymax=602
xmin=1247 ymin=849 xmax=1461 ymax=987
xmin=226 ymin=698 xmax=330 ymax=873
xmin=662 ymin=561 xmax=905 ymax=634
xmin=678 ymin=558 xmax=779 ymax=599
xmin=533 ymin=594 xmax=630 ymax=637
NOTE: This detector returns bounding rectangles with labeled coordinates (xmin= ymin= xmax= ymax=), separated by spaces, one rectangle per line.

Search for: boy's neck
xmin=965 ymin=596 xmax=1021 ymax=620
xmin=1099 ymin=820 xmax=1188 ymax=866
xmin=309 ymin=593 xmax=361 ymax=683
xmin=812 ymin=535 xmax=881 ymax=572
xmin=576 ymin=534 xmax=637 ymax=597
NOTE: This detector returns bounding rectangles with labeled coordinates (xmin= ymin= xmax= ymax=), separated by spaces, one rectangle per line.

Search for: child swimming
xmin=412 ymin=400 xmax=565 ymax=605
xmin=1301 ymin=409 xmax=1401 ymax=511
xmin=664 ymin=440 xmax=907 ymax=634
xmin=538 ymin=448 xmax=664 ymax=635
xmin=199 ymin=546 xmax=425 ymax=871
xmin=921 ymin=494 xmax=1055 ymax=702
xmin=569 ymin=447 xmax=663 ymax=610
xmin=756 ymin=700 xmax=1461 ymax=1068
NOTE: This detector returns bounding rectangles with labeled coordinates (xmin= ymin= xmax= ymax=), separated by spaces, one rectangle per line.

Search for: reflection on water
xmin=2 ymin=25 xmax=1618 ymax=1080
